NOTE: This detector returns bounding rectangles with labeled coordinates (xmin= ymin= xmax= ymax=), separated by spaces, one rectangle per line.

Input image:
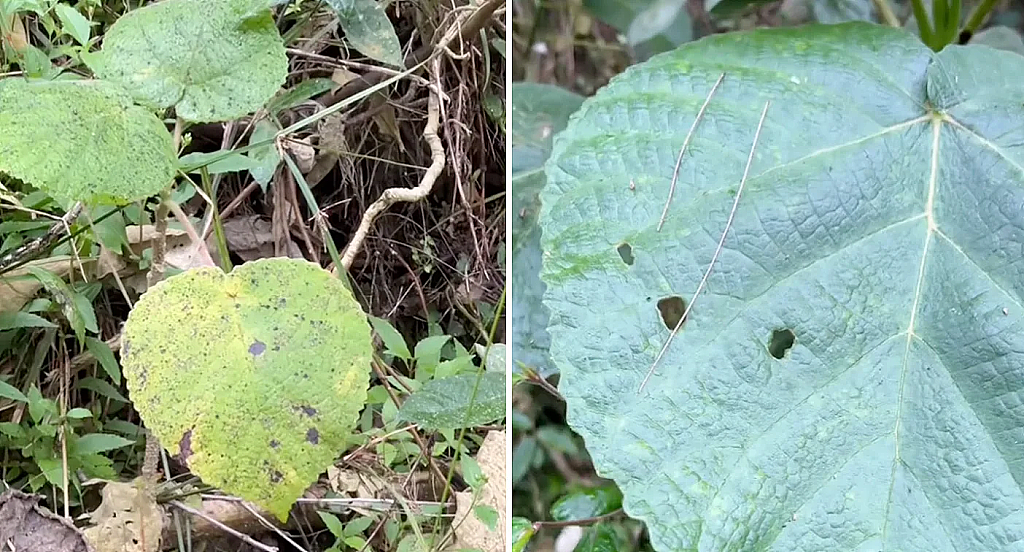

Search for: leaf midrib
xmin=693 ymin=112 xmax=1024 ymax=549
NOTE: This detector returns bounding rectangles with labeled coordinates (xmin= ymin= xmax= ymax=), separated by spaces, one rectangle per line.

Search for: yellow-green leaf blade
xmin=121 ymin=258 xmax=373 ymax=520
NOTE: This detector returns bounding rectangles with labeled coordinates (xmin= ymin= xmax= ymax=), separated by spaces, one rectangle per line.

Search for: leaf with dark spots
xmin=120 ymin=259 xmax=373 ymax=521
xmin=249 ymin=340 xmax=266 ymax=355
xmin=306 ymin=428 xmax=319 ymax=445
xmin=294 ymin=405 xmax=317 ymax=417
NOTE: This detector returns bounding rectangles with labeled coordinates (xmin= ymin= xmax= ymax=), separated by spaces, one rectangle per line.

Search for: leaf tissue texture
xmin=539 ymin=23 xmax=1024 ymax=551
xmin=0 ymin=80 xmax=175 ymax=204
xmin=121 ymin=258 xmax=372 ymax=520
xmin=94 ymin=0 xmax=287 ymax=122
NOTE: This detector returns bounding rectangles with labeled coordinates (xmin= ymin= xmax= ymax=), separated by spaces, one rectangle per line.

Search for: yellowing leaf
xmin=121 ymin=258 xmax=373 ymax=520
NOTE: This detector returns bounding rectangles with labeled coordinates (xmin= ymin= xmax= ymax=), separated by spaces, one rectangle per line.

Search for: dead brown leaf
xmin=82 ymin=479 xmax=164 ymax=552
xmin=221 ymin=216 xmax=302 ymax=261
xmin=285 ymin=138 xmax=316 ymax=173
xmin=4 ymin=14 xmax=28 ymax=51
xmin=450 ymin=430 xmax=505 ymax=552
xmin=0 ymin=488 xmax=93 ymax=552
xmin=0 ymin=256 xmax=87 ymax=314
xmin=331 ymin=67 xmax=359 ymax=87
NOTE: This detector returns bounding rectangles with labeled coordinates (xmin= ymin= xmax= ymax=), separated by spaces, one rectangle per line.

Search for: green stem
xmin=200 ymin=167 xmax=232 ymax=272
xmin=281 ymin=152 xmax=345 ymax=272
xmin=943 ymin=0 xmax=961 ymax=47
xmin=430 ymin=285 xmax=506 ymax=548
xmin=932 ymin=0 xmax=948 ymax=44
xmin=911 ymin=0 xmax=935 ymax=49
xmin=961 ymin=0 xmax=999 ymax=39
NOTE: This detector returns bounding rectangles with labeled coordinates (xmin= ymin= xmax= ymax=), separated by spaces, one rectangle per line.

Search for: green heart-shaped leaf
xmin=93 ymin=0 xmax=287 ymax=123
xmin=121 ymin=258 xmax=372 ymax=520
xmin=541 ymin=23 xmax=1024 ymax=550
xmin=0 ymin=79 xmax=175 ymax=204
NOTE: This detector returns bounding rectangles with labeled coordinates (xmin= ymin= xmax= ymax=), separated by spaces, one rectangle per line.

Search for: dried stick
xmin=165 ymin=197 xmax=217 ymax=268
xmin=169 ymin=500 xmax=278 ymax=552
xmin=639 ymin=100 xmax=771 ymax=393
xmin=657 ymin=73 xmax=725 ymax=232
xmin=0 ymin=202 xmax=83 ymax=274
xmin=338 ymin=91 xmax=445 ymax=270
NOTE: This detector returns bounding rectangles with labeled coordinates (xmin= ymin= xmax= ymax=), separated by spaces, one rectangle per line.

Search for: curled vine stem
xmin=337 ymin=89 xmax=445 ymax=271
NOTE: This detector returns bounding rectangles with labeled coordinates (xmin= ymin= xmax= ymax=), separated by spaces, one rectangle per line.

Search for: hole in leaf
xmin=657 ymin=296 xmax=687 ymax=330
xmin=306 ymin=427 xmax=320 ymax=445
xmin=617 ymin=243 xmax=634 ymax=265
xmin=768 ymin=329 xmax=796 ymax=359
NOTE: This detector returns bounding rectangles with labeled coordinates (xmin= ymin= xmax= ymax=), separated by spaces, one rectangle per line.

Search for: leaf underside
xmin=121 ymin=258 xmax=372 ymax=520
xmin=541 ymin=23 xmax=1024 ymax=551
xmin=94 ymin=0 xmax=287 ymax=123
xmin=0 ymin=80 xmax=176 ymax=205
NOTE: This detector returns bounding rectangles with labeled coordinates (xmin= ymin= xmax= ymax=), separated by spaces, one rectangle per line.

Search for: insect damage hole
xmin=657 ymin=296 xmax=687 ymax=330
xmin=768 ymin=329 xmax=796 ymax=359
xmin=616 ymin=243 xmax=634 ymax=266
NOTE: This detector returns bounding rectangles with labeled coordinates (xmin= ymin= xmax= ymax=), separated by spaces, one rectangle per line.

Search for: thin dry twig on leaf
xmin=657 ymin=73 xmax=725 ymax=232
xmin=338 ymin=91 xmax=446 ymax=271
xmin=639 ymin=100 xmax=771 ymax=394
xmin=169 ymin=500 xmax=279 ymax=552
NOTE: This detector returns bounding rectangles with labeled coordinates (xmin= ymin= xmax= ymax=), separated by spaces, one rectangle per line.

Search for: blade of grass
xmin=280 ymin=153 xmax=345 ymax=272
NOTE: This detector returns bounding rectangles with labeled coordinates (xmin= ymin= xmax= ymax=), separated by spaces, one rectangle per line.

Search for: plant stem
xmin=430 ymin=285 xmax=506 ymax=547
xmin=338 ymin=91 xmax=445 ymax=271
xmin=872 ymin=0 xmax=901 ymax=27
xmin=532 ymin=509 xmax=623 ymax=530
xmin=200 ymin=167 xmax=232 ymax=272
xmin=142 ymin=117 xmax=184 ymax=481
xmin=961 ymin=0 xmax=998 ymax=39
xmin=146 ymin=189 xmax=172 ymax=289
xmin=911 ymin=0 xmax=934 ymax=48
xmin=0 ymin=202 xmax=82 ymax=274
xmin=943 ymin=0 xmax=962 ymax=47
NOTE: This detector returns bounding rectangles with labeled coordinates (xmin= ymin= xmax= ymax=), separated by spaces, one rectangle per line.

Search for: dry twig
xmin=338 ymin=91 xmax=445 ymax=270
xmin=639 ymin=101 xmax=771 ymax=393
